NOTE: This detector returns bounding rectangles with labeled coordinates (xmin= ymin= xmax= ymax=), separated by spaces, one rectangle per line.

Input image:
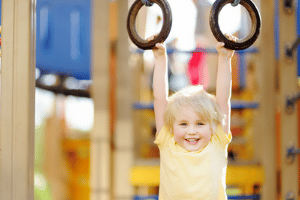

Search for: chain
xmin=141 ymin=0 xmax=154 ymax=7
xmin=231 ymin=0 xmax=241 ymax=7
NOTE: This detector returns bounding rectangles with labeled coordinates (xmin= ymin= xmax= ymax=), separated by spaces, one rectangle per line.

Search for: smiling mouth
xmin=185 ymin=138 xmax=200 ymax=142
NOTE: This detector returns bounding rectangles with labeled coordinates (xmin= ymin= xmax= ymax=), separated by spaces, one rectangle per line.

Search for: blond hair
xmin=163 ymin=85 xmax=224 ymax=134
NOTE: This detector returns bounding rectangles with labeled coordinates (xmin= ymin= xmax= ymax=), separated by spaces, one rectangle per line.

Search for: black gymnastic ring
xmin=209 ymin=0 xmax=261 ymax=50
xmin=127 ymin=0 xmax=172 ymax=50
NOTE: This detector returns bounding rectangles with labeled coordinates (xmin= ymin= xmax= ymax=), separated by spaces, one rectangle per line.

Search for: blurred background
xmin=0 ymin=0 xmax=300 ymax=199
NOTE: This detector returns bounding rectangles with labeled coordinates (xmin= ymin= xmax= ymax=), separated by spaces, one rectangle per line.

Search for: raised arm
xmin=216 ymin=35 xmax=237 ymax=134
xmin=152 ymin=42 xmax=169 ymax=134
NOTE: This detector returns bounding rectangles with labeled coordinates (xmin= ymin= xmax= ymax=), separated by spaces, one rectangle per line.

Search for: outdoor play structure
xmin=0 ymin=0 xmax=299 ymax=199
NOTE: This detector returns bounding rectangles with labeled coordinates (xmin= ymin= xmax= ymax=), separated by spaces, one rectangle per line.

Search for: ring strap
xmin=231 ymin=0 xmax=241 ymax=6
xmin=141 ymin=0 xmax=154 ymax=6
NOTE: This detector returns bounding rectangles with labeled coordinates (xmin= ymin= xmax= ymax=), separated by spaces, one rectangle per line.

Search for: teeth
xmin=186 ymin=139 xmax=198 ymax=142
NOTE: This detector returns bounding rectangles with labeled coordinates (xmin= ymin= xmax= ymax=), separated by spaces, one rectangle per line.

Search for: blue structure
xmin=295 ymin=1 xmax=300 ymax=77
xmin=36 ymin=0 xmax=91 ymax=80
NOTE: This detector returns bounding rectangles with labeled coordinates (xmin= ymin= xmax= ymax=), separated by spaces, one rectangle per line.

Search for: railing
xmin=133 ymin=195 xmax=261 ymax=200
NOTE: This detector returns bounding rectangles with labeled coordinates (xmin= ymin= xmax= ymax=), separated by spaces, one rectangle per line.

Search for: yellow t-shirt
xmin=154 ymin=125 xmax=232 ymax=200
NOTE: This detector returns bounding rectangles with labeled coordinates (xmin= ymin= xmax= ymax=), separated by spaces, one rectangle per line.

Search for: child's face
xmin=172 ymin=106 xmax=212 ymax=152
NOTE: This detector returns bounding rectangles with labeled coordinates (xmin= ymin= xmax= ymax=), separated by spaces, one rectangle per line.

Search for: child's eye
xmin=180 ymin=123 xmax=187 ymax=126
xmin=197 ymin=122 xmax=204 ymax=126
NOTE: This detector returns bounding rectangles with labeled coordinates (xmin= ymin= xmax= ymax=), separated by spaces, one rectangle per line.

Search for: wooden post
xmin=278 ymin=0 xmax=299 ymax=199
xmin=255 ymin=0 xmax=277 ymax=199
xmin=0 ymin=0 xmax=36 ymax=199
xmin=44 ymin=97 xmax=70 ymax=200
xmin=113 ymin=0 xmax=135 ymax=199
xmin=90 ymin=0 xmax=111 ymax=199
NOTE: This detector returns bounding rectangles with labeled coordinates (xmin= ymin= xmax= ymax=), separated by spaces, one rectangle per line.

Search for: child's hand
xmin=216 ymin=34 xmax=238 ymax=59
xmin=147 ymin=35 xmax=167 ymax=59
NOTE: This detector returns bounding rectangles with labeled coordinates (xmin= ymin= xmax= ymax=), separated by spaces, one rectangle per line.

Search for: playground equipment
xmin=128 ymin=1 xmax=262 ymax=198
xmin=36 ymin=0 xmax=91 ymax=80
xmin=130 ymin=165 xmax=264 ymax=199
xmin=128 ymin=0 xmax=298 ymax=200
xmin=276 ymin=0 xmax=299 ymax=199
xmin=209 ymin=0 xmax=261 ymax=50
xmin=127 ymin=0 xmax=172 ymax=50
xmin=0 ymin=0 xmax=299 ymax=199
xmin=0 ymin=0 xmax=36 ymax=199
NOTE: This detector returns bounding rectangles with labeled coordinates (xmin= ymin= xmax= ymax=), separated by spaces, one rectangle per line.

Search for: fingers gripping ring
xmin=209 ymin=0 xmax=261 ymax=50
xmin=127 ymin=0 xmax=172 ymax=50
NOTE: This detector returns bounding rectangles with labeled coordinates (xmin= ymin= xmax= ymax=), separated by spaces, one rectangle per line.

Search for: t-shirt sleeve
xmin=154 ymin=126 xmax=172 ymax=149
xmin=213 ymin=125 xmax=232 ymax=146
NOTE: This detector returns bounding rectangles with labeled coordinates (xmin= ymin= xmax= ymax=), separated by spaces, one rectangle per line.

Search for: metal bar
xmin=239 ymin=52 xmax=247 ymax=89
xmin=133 ymin=195 xmax=261 ymax=200
xmin=131 ymin=47 xmax=259 ymax=54
xmin=133 ymin=100 xmax=259 ymax=110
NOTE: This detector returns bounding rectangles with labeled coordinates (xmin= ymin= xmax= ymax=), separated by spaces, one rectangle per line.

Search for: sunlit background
xmin=36 ymin=0 xmax=244 ymax=133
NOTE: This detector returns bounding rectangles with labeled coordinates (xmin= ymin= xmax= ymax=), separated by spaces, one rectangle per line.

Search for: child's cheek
xmin=174 ymin=132 xmax=184 ymax=143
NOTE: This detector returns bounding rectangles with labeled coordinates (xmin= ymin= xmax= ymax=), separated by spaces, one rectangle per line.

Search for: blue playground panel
xmin=133 ymin=195 xmax=260 ymax=200
xmin=36 ymin=0 xmax=91 ymax=80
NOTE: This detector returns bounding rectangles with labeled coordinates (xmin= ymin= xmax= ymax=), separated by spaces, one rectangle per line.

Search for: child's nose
xmin=188 ymin=126 xmax=197 ymax=134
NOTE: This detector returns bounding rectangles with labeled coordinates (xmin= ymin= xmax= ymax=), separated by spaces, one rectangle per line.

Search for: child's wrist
xmin=155 ymin=55 xmax=167 ymax=61
xmin=219 ymin=55 xmax=232 ymax=61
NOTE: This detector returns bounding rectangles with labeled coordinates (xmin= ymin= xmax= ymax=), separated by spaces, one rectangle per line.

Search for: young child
xmin=150 ymin=34 xmax=237 ymax=199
